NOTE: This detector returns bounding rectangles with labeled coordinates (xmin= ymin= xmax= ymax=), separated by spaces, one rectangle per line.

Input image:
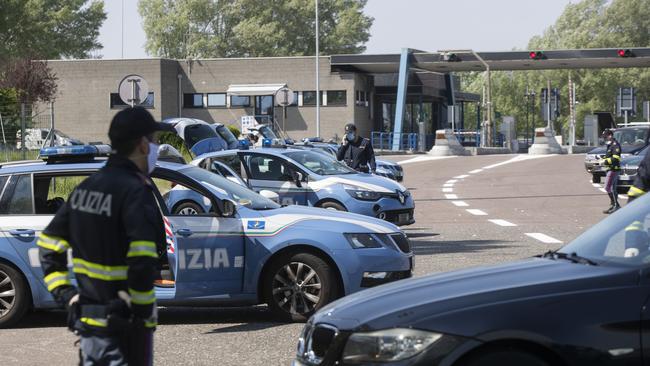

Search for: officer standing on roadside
xmin=337 ymin=123 xmax=376 ymax=174
xmin=601 ymin=129 xmax=622 ymax=214
xmin=38 ymin=107 xmax=172 ymax=365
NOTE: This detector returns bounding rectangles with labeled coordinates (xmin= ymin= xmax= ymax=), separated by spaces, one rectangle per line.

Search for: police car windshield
xmin=284 ymin=150 xmax=356 ymax=175
xmin=185 ymin=124 xmax=219 ymax=149
xmin=179 ymin=165 xmax=280 ymax=210
xmin=557 ymin=193 xmax=650 ymax=267
xmin=215 ymin=125 xmax=238 ymax=145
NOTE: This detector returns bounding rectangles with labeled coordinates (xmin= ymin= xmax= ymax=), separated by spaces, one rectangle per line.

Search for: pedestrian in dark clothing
xmin=38 ymin=107 xmax=173 ymax=365
xmin=602 ymin=129 xmax=622 ymax=214
xmin=336 ymin=123 xmax=376 ymax=173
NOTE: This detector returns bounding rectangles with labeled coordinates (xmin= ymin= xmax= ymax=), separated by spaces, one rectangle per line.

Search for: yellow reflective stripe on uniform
xmin=625 ymin=221 xmax=644 ymax=232
xmin=72 ymin=258 xmax=128 ymax=281
xmin=144 ymin=320 xmax=157 ymax=328
xmin=37 ymin=234 xmax=70 ymax=254
xmin=80 ymin=317 xmax=108 ymax=327
xmin=628 ymin=186 xmax=646 ymax=197
xmin=43 ymin=271 xmax=71 ymax=292
xmin=127 ymin=240 xmax=158 ymax=259
xmin=612 ymin=155 xmax=621 ymax=161
xmin=129 ymin=288 xmax=156 ymax=305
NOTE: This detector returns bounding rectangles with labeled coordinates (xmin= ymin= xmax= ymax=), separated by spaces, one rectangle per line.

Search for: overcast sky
xmin=98 ymin=0 xmax=574 ymax=59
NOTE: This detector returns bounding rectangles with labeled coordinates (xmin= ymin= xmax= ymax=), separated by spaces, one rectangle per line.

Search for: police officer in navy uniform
xmin=38 ymin=107 xmax=172 ymax=365
xmin=627 ymin=145 xmax=650 ymax=202
xmin=337 ymin=123 xmax=376 ymax=173
xmin=601 ymin=129 xmax=622 ymax=214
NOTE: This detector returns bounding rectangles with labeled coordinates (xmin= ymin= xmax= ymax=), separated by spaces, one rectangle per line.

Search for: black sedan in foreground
xmin=293 ymin=194 xmax=650 ymax=366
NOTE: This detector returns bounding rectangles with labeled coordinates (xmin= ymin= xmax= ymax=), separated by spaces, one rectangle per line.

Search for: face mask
xmin=147 ymin=142 xmax=159 ymax=174
xmin=346 ymin=132 xmax=356 ymax=141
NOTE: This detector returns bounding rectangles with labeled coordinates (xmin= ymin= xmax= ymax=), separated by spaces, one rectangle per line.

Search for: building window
xmin=207 ymin=93 xmax=226 ymax=107
xmin=290 ymin=92 xmax=299 ymax=106
xmin=328 ymin=90 xmax=347 ymax=106
xmin=184 ymin=93 xmax=204 ymax=108
xmin=110 ymin=92 xmax=155 ymax=109
xmin=356 ymin=90 xmax=368 ymax=106
xmin=231 ymin=95 xmax=251 ymax=107
xmin=302 ymin=91 xmax=323 ymax=106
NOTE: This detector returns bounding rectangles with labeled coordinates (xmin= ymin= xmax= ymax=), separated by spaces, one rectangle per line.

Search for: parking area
xmin=0 ymin=153 xmax=608 ymax=365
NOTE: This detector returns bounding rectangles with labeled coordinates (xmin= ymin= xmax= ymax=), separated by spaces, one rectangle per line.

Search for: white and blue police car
xmin=0 ymin=145 xmax=413 ymax=327
xmin=190 ymin=148 xmax=415 ymax=226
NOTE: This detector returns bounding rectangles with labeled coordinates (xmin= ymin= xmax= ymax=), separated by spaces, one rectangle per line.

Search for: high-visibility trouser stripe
xmin=37 ymin=234 xmax=70 ymax=254
xmin=144 ymin=320 xmax=157 ymax=328
xmin=612 ymin=155 xmax=621 ymax=161
xmin=628 ymin=186 xmax=646 ymax=197
xmin=127 ymin=241 xmax=158 ymax=259
xmin=129 ymin=288 xmax=156 ymax=305
xmin=43 ymin=271 xmax=71 ymax=292
xmin=626 ymin=221 xmax=644 ymax=232
xmin=72 ymin=258 xmax=127 ymax=281
xmin=80 ymin=317 xmax=108 ymax=328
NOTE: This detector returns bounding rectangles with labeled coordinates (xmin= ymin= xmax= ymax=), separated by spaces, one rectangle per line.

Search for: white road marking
xmin=599 ymin=188 xmax=607 ymax=193
xmin=619 ymin=195 xmax=628 ymax=200
xmin=443 ymin=183 xmax=454 ymax=187
xmin=397 ymin=155 xmax=455 ymax=165
xmin=488 ymin=219 xmax=517 ymax=227
xmin=442 ymin=187 xmax=453 ymax=192
xmin=526 ymin=233 xmax=563 ymax=244
xmin=466 ymin=209 xmax=488 ymax=216
xmin=445 ymin=194 xmax=458 ymax=199
xmin=452 ymin=201 xmax=469 ymax=207
xmin=446 ymin=179 xmax=458 ymax=184
xmin=469 ymin=169 xmax=483 ymax=174
xmin=482 ymin=154 xmax=554 ymax=170
xmin=592 ymin=183 xmax=601 ymax=188
xmin=454 ymin=175 xmax=469 ymax=179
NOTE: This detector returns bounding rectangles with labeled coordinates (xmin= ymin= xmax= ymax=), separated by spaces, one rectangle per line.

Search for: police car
xmin=0 ymin=145 xmax=413 ymax=327
xmin=191 ymin=148 xmax=415 ymax=226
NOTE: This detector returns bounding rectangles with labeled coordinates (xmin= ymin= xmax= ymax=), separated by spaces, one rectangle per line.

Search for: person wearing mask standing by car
xmin=38 ymin=107 xmax=172 ymax=365
xmin=337 ymin=123 xmax=376 ymax=174
xmin=601 ymin=129 xmax=622 ymax=214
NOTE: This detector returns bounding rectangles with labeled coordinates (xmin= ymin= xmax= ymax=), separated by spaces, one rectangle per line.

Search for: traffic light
xmin=443 ymin=53 xmax=460 ymax=62
xmin=617 ymin=49 xmax=634 ymax=57
xmin=529 ymin=51 xmax=545 ymax=60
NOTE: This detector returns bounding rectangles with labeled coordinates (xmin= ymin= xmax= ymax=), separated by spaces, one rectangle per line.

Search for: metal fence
xmin=371 ymin=132 xmax=424 ymax=151
xmin=0 ymin=102 xmax=54 ymax=161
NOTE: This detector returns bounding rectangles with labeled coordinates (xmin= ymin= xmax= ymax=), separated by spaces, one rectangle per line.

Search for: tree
xmin=0 ymin=58 xmax=58 ymax=103
xmin=138 ymin=0 xmax=373 ymax=58
xmin=0 ymin=0 xmax=106 ymax=61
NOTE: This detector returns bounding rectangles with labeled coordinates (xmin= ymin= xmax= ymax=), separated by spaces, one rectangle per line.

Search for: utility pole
xmin=121 ymin=0 xmax=124 ymax=59
xmin=546 ymin=79 xmax=552 ymax=130
xmin=315 ymin=0 xmax=321 ymax=138
xmin=568 ymin=74 xmax=576 ymax=146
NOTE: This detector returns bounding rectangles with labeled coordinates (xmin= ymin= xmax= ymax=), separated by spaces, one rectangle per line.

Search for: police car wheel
xmin=318 ymin=201 xmax=346 ymax=211
xmin=0 ymin=263 xmax=30 ymax=328
xmin=173 ymin=201 xmax=204 ymax=216
xmin=460 ymin=348 xmax=550 ymax=366
xmin=264 ymin=253 xmax=339 ymax=322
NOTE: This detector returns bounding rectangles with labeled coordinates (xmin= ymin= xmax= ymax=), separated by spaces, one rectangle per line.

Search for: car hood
xmin=621 ymin=155 xmax=643 ymax=166
xmin=588 ymin=145 xmax=644 ymax=155
xmin=312 ymin=258 xmax=638 ymax=330
xmin=255 ymin=204 xmax=399 ymax=234
xmin=312 ymin=173 xmax=406 ymax=193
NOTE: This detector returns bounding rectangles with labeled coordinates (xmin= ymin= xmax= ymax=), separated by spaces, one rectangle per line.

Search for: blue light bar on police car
xmin=39 ymin=144 xmax=112 ymax=161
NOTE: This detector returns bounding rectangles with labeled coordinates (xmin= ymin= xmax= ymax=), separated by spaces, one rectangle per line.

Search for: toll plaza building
xmin=44 ymin=56 xmax=473 ymax=146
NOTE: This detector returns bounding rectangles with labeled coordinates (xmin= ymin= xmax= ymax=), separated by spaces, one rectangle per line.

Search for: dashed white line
xmin=452 ymin=201 xmax=469 ymax=207
xmin=592 ymin=183 xmax=601 ymax=188
xmin=525 ymin=233 xmax=563 ymax=244
xmin=488 ymin=219 xmax=517 ymax=227
xmin=469 ymin=169 xmax=483 ymax=174
xmin=442 ymin=187 xmax=453 ymax=192
xmin=454 ymin=175 xmax=469 ymax=179
xmin=445 ymin=194 xmax=458 ymax=199
xmin=443 ymin=183 xmax=454 ymax=187
xmin=599 ymin=188 xmax=607 ymax=193
xmin=466 ymin=209 xmax=488 ymax=216
xmin=446 ymin=179 xmax=458 ymax=184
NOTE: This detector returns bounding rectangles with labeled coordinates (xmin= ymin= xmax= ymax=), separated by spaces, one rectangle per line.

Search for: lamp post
xmin=524 ymin=87 xmax=536 ymax=147
xmin=315 ymin=0 xmax=320 ymax=138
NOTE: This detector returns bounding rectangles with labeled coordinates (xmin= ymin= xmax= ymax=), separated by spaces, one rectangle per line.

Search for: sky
xmin=98 ymin=0 xmax=575 ymax=59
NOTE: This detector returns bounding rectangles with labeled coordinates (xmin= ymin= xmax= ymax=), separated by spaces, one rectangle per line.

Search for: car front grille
xmin=380 ymin=209 xmax=414 ymax=225
xmin=311 ymin=326 xmax=336 ymax=358
xmin=298 ymin=323 xmax=343 ymax=365
xmin=623 ymin=167 xmax=639 ymax=176
xmin=390 ymin=233 xmax=411 ymax=253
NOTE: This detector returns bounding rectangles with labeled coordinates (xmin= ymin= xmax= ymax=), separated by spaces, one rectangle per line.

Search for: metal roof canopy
xmin=331 ymin=48 xmax=650 ymax=73
xmin=227 ymin=83 xmax=287 ymax=96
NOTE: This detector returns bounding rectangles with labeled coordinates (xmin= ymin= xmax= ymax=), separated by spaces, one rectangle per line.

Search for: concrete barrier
xmin=528 ymin=128 xmax=564 ymax=155
xmin=429 ymin=129 xmax=470 ymax=156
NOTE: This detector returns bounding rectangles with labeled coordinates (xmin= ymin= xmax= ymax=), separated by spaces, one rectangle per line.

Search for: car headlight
xmin=344 ymin=185 xmax=382 ymax=201
xmin=342 ymin=328 xmax=442 ymax=363
xmin=344 ymin=233 xmax=384 ymax=249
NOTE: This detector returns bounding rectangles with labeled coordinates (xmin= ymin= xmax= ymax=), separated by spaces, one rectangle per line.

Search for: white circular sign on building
xmin=118 ymin=74 xmax=150 ymax=107
xmin=275 ymin=87 xmax=295 ymax=107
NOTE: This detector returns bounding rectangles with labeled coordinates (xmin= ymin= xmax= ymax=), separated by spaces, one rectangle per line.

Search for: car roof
xmin=0 ymin=158 xmax=187 ymax=175
xmin=193 ymin=147 xmax=307 ymax=161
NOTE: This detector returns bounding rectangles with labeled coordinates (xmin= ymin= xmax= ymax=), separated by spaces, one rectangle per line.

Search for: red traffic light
xmin=618 ymin=49 xmax=633 ymax=57
xmin=529 ymin=51 xmax=545 ymax=60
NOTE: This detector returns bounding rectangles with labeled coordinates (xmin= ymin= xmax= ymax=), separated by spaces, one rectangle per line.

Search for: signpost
xmin=118 ymin=74 xmax=149 ymax=107
xmin=617 ymin=87 xmax=637 ymax=126
xmin=275 ymin=87 xmax=295 ymax=134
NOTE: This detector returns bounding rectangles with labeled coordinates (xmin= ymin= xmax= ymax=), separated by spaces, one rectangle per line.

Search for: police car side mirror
xmin=220 ymin=199 xmax=236 ymax=217
xmin=292 ymin=171 xmax=304 ymax=188
xmin=259 ymin=190 xmax=280 ymax=203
